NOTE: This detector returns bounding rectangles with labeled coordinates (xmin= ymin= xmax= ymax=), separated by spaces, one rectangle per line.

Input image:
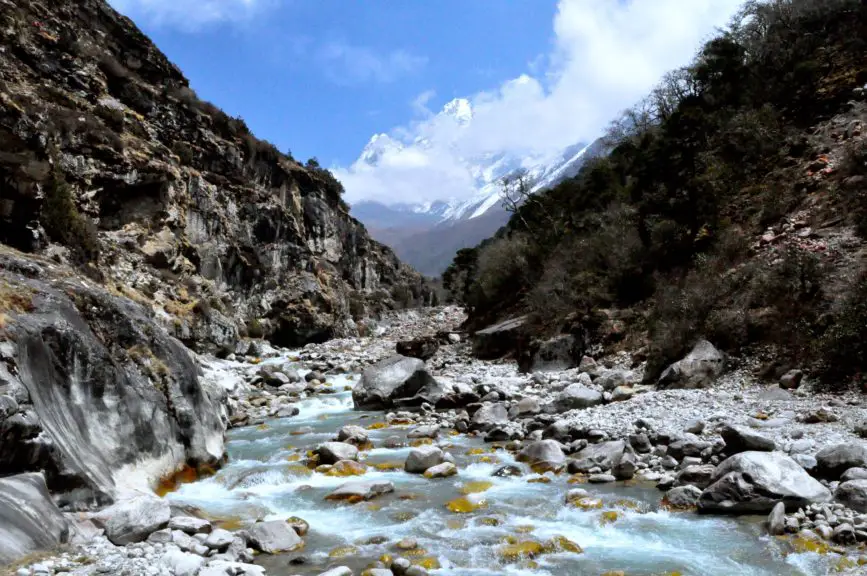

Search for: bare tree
xmin=499 ymin=169 xmax=557 ymax=235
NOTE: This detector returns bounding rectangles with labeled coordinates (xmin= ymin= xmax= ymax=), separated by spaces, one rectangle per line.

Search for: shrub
xmin=820 ymin=271 xmax=867 ymax=386
xmin=246 ymin=319 xmax=265 ymax=339
xmin=41 ymin=171 xmax=100 ymax=264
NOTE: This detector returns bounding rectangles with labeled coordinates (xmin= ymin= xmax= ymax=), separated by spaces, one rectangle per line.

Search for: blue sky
xmin=110 ymin=0 xmax=744 ymax=204
xmin=109 ymin=0 xmax=557 ymax=167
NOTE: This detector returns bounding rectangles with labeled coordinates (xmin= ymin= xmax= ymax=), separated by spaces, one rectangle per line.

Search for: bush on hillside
xmin=41 ymin=171 xmax=100 ymax=264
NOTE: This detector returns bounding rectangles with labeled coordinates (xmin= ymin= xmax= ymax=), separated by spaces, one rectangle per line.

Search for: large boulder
xmin=405 ymin=446 xmax=445 ymax=474
xmin=663 ymin=485 xmax=703 ymax=510
xmin=667 ymin=434 xmax=712 ymax=460
xmin=246 ymin=520 xmax=303 ymax=554
xmin=835 ymin=480 xmax=867 ymax=512
xmin=396 ymin=336 xmax=439 ymax=361
xmin=554 ymin=385 xmax=603 ymax=412
xmin=657 ymin=340 xmax=724 ymax=389
xmin=698 ymin=452 xmax=832 ymax=514
xmin=101 ymin=496 xmax=171 ymax=545
xmin=470 ymin=403 xmax=508 ymax=431
xmin=325 ymin=480 xmax=395 ymax=502
xmin=517 ymin=440 xmax=566 ymax=472
xmin=317 ymin=442 xmax=359 ymax=465
xmin=471 ymin=317 xmax=526 ymax=360
xmin=568 ymin=440 xmax=633 ymax=474
xmin=352 ymin=356 xmax=443 ymax=410
xmin=524 ymin=334 xmax=582 ymax=372
xmin=720 ymin=424 xmax=776 ymax=454
xmin=815 ymin=443 xmax=867 ymax=480
xmin=0 ymin=473 xmax=71 ymax=565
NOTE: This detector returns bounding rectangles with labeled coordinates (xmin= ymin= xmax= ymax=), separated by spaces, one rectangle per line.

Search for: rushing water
xmin=169 ymin=366 xmax=832 ymax=576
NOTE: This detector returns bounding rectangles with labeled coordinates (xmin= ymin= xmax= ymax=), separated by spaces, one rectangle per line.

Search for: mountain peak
xmin=441 ymin=98 xmax=473 ymax=125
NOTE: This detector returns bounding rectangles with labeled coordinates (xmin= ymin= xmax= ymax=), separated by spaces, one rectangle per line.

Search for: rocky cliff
xmin=0 ymin=0 xmax=431 ymax=506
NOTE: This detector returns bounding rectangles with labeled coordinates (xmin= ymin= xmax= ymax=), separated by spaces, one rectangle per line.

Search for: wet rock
xmin=470 ymin=403 xmax=508 ymax=431
xmin=0 ymin=473 xmax=70 ymax=564
xmin=569 ymin=440 xmax=632 ymax=473
xmin=664 ymin=485 xmax=703 ymax=510
xmin=816 ymin=443 xmax=867 ymax=480
xmin=629 ymin=433 xmax=652 ymax=454
xmin=779 ymin=370 xmax=803 ymax=390
xmin=325 ymin=480 xmax=395 ymax=502
xmin=767 ymin=502 xmax=786 ymax=535
xmin=352 ymin=356 xmax=443 ymax=410
xmin=720 ymin=424 xmax=776 ymax=454
xmin=424 ymin=462 xmax=457 ymax=478
xmin=588 ymin=474 xmax=616 ymax=483
xmin=472 ymin=317 xmax=526 ymax=360
xmin=613 ymin=450 xmax=637 ymax=480
xmin=336 ymin=425 xmax=370 ymax=445
xmin=101 ymin=496 xmax=170 ymax=545
xmin=317 ymin=567 xmax=352 ymax=576
xmin=396 ymin=336 xmax=439 ymax=361
xmin=407 ymin=424 xmax=440 ymax=439
xmin=699 ymin=451 xmax=832 ymax=514
xmin=286 ymin=516 xmax=309 ymax=536
xmin=554 ymin=385 xmax=603 ymax=411
xmin=169 ymin=516 xmax=212 ymax=535
xmin=516 ymin=440 xmax=566 ymax=472
xmin=0 ymin=395 xmax=18 ymax=420
xmin=247 ymin=520 xmax=304 ymax=553
xmin=835 ymin=480 xmax=867 ymax=512
xmin=317 ymin=442 xmax=359 ymax=464
xmin=657 ymin=340 xmax=724 ymax=389
xmin=675 ymin=465 xmax=716 ymax=489
xmin=493 ymin=465 xmax=523 ymax=478
xmin=405 ymin=446 xmax=445 ymax=474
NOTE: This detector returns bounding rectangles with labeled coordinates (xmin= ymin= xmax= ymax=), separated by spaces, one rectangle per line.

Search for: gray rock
xmin=768 ymin=502 xmax=786 ymax=535
xmin=493 ymin=465 xmax=523 ymax=478
xmin=516 ymin=440 xmax=566 ymax=471
xmin=199 ymin=561 xmax=265 ymax=576
xmin=675 ymin=465 xmax=716 ymax=489
xmin=317 ymin=442 xmax=359 ymax=464
xmin=325 ymin=480 xmax=395 ymax=501
xmin=842 ymin=468 xmax=867 ymax=482
xmin=668 ymin=434 xmax=711 ymax=460
xmin=629 ymin=432 xmax=652 ymax=454
xmin=610 ymin=386 xmax=635 ymax=402
xmin=407 ymin=424 xmax=440 ymax=439
xmin=588 ymin=474 xmax=616 ymax=483
xmin=569 ymin=440 xmax=632 ymax=473
xmin=0 ymin=394 xmax=18 ymax=420
xmin=792 ymin=454 xmax=817 ymax=472
xmin=405 ymin=446 xmax=444 ymax=473
xmin=699 ymin=451 xmax=832 ymax=514
xmin=816 ymin=443 xmax=867 ymax=480
xmin=0 ymin=473 xmax=70 ymax=565
xmin=555 ymin=385 xmax=603 ymax=411
xmin=685 ymin=420 xmax=706 ymax=435
xmin=317 ymin=568 xmax=352 ymax=576
xmin=657 ymin=340 xmax=724 ymax=389
xmin=472 ymin=317 xmax=526 ymax=360
xmin=160 ymin=549 xmax=205 ymax=576
xmin=470 ymin=403 xmax=508 ymax=431
xmin=720 ymin=424 xmax=776 ymax=454
xmin=613 ymin=450 xmax=637 ymax=480
xmin=779 ymin=369 xmax=803 ymax=390
xmin=101 ymin=496 xmax=170 ymax=545
xmin=169 ymin=516 xmax=212 ymax=535
xmin=352 ymin=356 xmax=443 ymax=410
xmin=509 ymin=396 xmax=541 ymax=418
xmin=596 ymin=370 xmax=630 ymax=391
xmin=836 ymin=480 xmax=867 ymax=512
xmin=664 ymin=485 xmax=702 ymax=509
xmin=528 ymin=334 xmax=581 ymax=372
xmin=423 ymin=462 xmax=457 ymax=478
xmin=246 ymin=520 xmax=303 ymax=554
xmin=204 ymin=528 xmax=234 ymax=550
xmin=336 ymin=425 xmax=370 ymax=445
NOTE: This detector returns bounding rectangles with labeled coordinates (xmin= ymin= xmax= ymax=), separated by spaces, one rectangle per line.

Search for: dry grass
xmin=127 ymin=344 xmax=171 ymax=392
xmin=109 ymin=283 xmax=151 ymax=307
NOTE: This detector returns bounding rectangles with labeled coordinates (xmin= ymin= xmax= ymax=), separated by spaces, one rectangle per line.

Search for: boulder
xmin=816 ymin=443 xmax=867 ymax=480
xmin=470 ymin=403 xmax=508 ymax=431
xmin=509 ymin=397 xmax=541 ymax=418
xmin=396 ymin=336 xmax=440 ymax=361
xmin=471 ymin=317 xmax=526 ymax=360
xmin=405 ymin=446 xmax=444 ymax=473
xmin=835 ymin=480 xmax=867 ymax=512
xmin=698 ymin=451 xmax=832 ymax=514
xmin=663 ymin=485 xmax=703 ymax=510
xmin=842 ymin=468 xmax=867 ymax=482
xmin=675 ymin=465 xmax=716 ymax=489
xmin=657 ymin=340 xmax=724 ymax=389
xmin=667 ymin=434 xmax=711 ymax=460
xmin=169 ymin=516 xmax=212 ymax=535
xmin=352 ymin=356 xmax=443 ymax=409
xmin=613 ymin=450 xmax=638 ymax=480
xmin=407 ymin=424 xmax=440 ymax=439
xmin=160 ymin=549 xmax=205 ymax=576
xmin=204 ymin=528 xmax=234 ymax=550
xmin=0 ymin=473 xmax=71 ymax=565
xmin=317 ymin=442 xmax=359 ymax=464
xmin=516 ymin=440 xmax=566 ymax=472
xmin=199 ymin=562 xmax=265 ymax=576
xmin=596 ymin=370 xmax=630 ymax=391
xmin=336 ymin=425 xmax=369 ymax=446
xmin=554 ymin=385 xmax=603 ymax=411
xmin=325 ymin=480 xmax=395 ymax=501
xmin=767 ymin=502 xmax=786 ymax=535
xmin=611 ymin=386 xmax=635 ymax=402
xmin=720 ymin=424 xmax=776 ymax=454
xmin=101 ymin=496 xmax=170 ymax=545
xmin=246 ymin=520 xmax=304 ymax=553
xmin=779 ymin=369 xmax=803 ymax=390
xmin=569 ymin=440 xmax=632 ymax=473
xmin=525 ymin=334 xmax=582 ymax=372
xmin=423 ymin=462 xmax=458 ymax=478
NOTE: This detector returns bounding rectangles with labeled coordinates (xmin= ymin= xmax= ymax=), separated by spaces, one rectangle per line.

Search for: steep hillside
xmin=0 ymin=0 xmax=433 ymax=355
xmin=446 ymin=0 xmax=867 ymax=384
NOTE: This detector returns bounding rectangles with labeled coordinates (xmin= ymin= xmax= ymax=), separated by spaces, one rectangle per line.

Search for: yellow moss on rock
xmin=329 ymin=545 xmax=359 ymax=558
xmin=499 ymin=540 xmax=545 ymax=563
xmin=600 ymin=511 xmax=620 ymax=525
xmin=446 ymin=496 xmax=487 ymax=514
xmin=460 ymin=481 xmax=494 ymax=494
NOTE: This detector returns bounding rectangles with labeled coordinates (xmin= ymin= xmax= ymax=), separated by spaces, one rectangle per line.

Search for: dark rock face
xmin=0 ymin=252 xmax=226 ymax=504
xmin=396 ymin=336 xmax=439 ymax=361
xmin=471 ymin=317 xmax=526 ymax=360
xmin=0 ymin=473 xmax=71 ymax=565
xmin=521 ymin=334 xmax=584 ymax=373
xmin=0 ymin=0 xmax=431 ymax=354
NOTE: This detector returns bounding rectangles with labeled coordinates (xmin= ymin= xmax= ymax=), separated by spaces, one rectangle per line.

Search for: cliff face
xmin=0 ymin=0 xmax=432 ymax=354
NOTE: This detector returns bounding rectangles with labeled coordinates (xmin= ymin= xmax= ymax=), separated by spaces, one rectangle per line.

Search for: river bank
xmin=7 ymin=306 xmax=867 ymax=576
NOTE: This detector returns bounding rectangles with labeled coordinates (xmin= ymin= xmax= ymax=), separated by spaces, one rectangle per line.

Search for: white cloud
xmin=108 ymin=0 xmax=267 ymax=29
xmin=337 ymin=0 xmax=744 ymax=205
xmin=319 ymin=42 xmax=427 ymax=85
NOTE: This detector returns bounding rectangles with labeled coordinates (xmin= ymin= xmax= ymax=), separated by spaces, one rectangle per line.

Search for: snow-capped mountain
xmin=349 ymin=98 xmax=603 ymax=275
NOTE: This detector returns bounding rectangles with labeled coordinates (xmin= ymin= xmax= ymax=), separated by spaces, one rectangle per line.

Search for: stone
xmin=317 ymin=442 xmax=359 ymax=464
xmin=336 ymin=425 xmax=370 ymax=445
xmin=801 ymin=407 xmax=839 ymax=424
xmin=685 ymin=420 xmax=706 ymax=435
xmin=470 ymin=403 xmax=509 ymax=431
xmin=246 ymin=520 xmax=303 ymax=553
xmin=318 ymin=568 xmax=352 ymax=576
xmin=596 ymin=370 xmax=630 ymax=391
xmin=407 ymin=424 xmax=440 ymax=439
xmin=101 ymin=496 xmax=170 ymax=545
xmin=816 ymin=443 xmax=867 ymax=480
xmin=396 ymin=336 xmax=440 ymax=361
xmin=668 ymin=434 xmax=711 ymax=460
xmin=352 ymin=356 xmax=443 ymax=410
xmin=613 ymin=450 xmax=638 ymax=480
xmin=792 ymin=454 xmax=818 ymax=472
xmin=588 ymin=474 xmax=616 ymax=483
xmin=204 ymin=528 xmax=234 ymax=550
xmin=699 ymin=451 xmax=832 ymax=514
xmin=836 ymin=480 xmax=867 ymax=513
xmin=768 ymin=502 xmax=786 ymax=535
xmin=0 ymin=395 xmax=18 ymax=420
xmin=833 ymin=523 xmax=856 ymax=544
xmin=509 ymin=397 xmax=541 ymax=418
xmin=675 ymin=465 xmax=716 ymax=489
xmin=664 ymin=485 xmax=703 ymax=509
xmin=657 ymin=340 xmax=724 ymax=389
xmin=720 ymin=424 xmax=776 ymax=454
xmin=472 ymin=317 xmax=526 ymax=360
xmin=779 ymin=369 xmax=803 ymax=390
xmin=610 ymin=386 xmax=635 ymax=402
xmin=286 ymin=517 xmax=309 ymax=536
xmin=527 ymin=334 xmax=582 ymax=372
xmin=405 ymin=446 xmax=445 ymax=473
xmin=160 ymin=549 xmax=205 ymax=576
xmin=199 ymin=562 xmax=265 ymax=576
xmin=423 ymin=462 xmax=457 ymax=478
xmin=493 ymin=465 xmax=523 ymax=478
xmin=169 ymin=516 xmax=212 ymax=535
xmin=569 ymin=440 xmax=633 ymax=473
xmin=325 ymin=481 xmax=395 ymax=502
xmin=554 ymin=385 xmax=603 ymax=411
xmin=0 ymin=473 xmax=71 ymax=565
xmin=842 ymin=468 xmax=867 ymax=482
xmin=516 ymin=440 xmax=566 ymax=472
xmin=629 ymin=433 xmax=652 ymax=454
